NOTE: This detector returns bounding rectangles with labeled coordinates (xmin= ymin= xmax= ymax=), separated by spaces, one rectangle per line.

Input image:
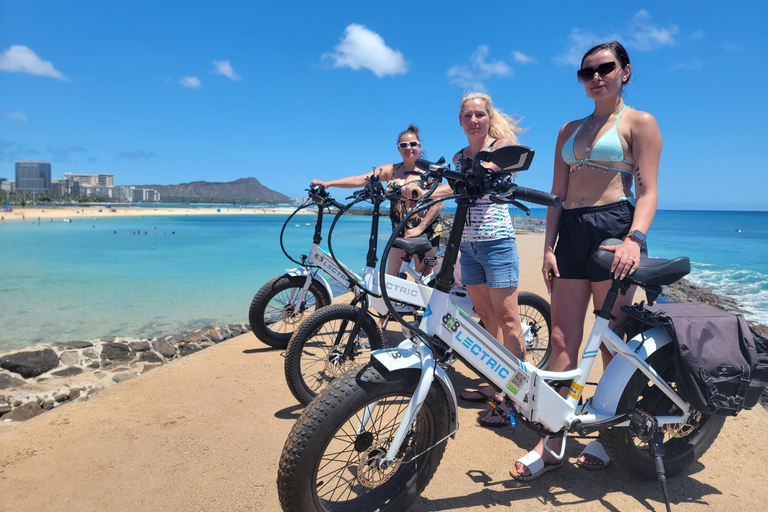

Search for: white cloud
xmin=447 ymin=46 xmax=511 ymax=92
xmin=0 ymin=45 xmax=66 ymax=80
xmin=213 ymin=60 xmax=241 ymax=81
xmin=624 ymin=10 xmax=678 ymax=51
xmin=322 ymin=24 xmax=408 ymax=77
xmin=0 ymin=110 xmax=28 ymax=122
xmin=511 ymin=51 xmax=536 ymax=64
xmin=180 ymin=76 xmax=202 ymax=88
xmin=553 ymin=11 xmax=678 ymax=67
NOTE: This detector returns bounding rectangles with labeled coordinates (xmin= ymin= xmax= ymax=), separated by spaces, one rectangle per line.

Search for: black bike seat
xmin=393 ymin=235 xmax=433 ymax=255
xmin=593 ymin=238 xmax=690 ymax=286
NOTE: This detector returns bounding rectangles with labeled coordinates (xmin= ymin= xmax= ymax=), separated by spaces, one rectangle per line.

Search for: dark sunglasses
xmin=398 ymin=141 xmax=420 ymax=148
xmin=576 ymin=61 xmax=617 ymax=81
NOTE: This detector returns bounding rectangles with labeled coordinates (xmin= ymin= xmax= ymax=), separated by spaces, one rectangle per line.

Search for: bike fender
xmin=283 ymin=268 xmax=334 ymax=304
xmin=371 ymin=342 xmax=459 ymax=435
xmin=590 ymin=326 xmax=673 ymax=416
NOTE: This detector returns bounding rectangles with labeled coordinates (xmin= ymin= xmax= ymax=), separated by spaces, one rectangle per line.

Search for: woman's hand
xmin=542 ymin=250 xmax=559 ymax=295
xmin=600 ymin=238 xmax=641 ymax=280
xmin=400 ymin=182 xmax=425 ymax=201
xmin=310 ymin=179 xmax=328 ymax=187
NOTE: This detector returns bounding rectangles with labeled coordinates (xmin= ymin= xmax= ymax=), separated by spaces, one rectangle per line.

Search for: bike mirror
xmin=488 ymin=145 xmax=535 ymax=172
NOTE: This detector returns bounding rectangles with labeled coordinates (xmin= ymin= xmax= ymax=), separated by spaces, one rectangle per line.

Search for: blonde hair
xmin=459 ymin=92 xmax=526 ymax=143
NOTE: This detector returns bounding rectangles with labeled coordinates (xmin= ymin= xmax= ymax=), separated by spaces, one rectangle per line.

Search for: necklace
xmin=583 ymin=106 xmax=623 ymax=153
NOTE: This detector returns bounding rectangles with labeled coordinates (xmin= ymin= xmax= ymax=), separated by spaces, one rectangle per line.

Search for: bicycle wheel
xmin=285 ymin=304 xmax=384 ymax=405
xmin=278 ymin=364 xmax=451 ymax=512
xmin=518 ymin=292 xmax=552 ymax=370
xmin=601 ymin=345 xmax=726 ymax=480
xmin=249 ymin=274 xmax=331 ymax=349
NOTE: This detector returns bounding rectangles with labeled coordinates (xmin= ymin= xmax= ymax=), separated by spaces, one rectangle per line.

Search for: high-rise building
xmin=15 ymin=161 xmax=51 ymax=192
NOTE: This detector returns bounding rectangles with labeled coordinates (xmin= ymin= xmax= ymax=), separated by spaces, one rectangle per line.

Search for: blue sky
xmin=1 ymin=1 xmax=766 ymax=210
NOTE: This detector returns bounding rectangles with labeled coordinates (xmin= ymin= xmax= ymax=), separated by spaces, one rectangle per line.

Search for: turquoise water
xmin=1 ymin=208 xmax=766 ymax=352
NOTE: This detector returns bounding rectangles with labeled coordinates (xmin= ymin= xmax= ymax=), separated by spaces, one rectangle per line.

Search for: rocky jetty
xmin=0 ymin=324 xmax=248 ymax=423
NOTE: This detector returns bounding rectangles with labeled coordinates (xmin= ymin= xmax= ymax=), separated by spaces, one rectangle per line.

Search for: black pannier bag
xmin=646 ymin=302 xmax=768 ymax=416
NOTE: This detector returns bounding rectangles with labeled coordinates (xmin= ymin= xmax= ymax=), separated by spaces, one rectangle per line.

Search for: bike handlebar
xmin=499 ymin=184 xmax=561 ymax=208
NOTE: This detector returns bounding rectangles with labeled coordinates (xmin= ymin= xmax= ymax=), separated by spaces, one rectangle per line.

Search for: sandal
xmin=460 ymin=387 xmax=500 ymax=403
xmin=479 ymin=405 xmax=509 ymax=428
xmin=577 ymin=440 xmax=610 ymax=471
xmin=510 ymin=450 xmax=563 ymax=481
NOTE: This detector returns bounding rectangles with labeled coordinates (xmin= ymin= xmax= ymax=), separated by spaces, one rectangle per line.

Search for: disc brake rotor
xmin=356 ymin=440 xmax=402 ymax=488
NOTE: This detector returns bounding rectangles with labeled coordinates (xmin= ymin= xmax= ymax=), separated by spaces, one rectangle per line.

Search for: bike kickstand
xmin=650 ymin=427 xmax=672 ymax=512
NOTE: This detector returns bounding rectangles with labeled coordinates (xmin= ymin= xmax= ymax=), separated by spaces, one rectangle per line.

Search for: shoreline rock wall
xmin=0 ymin=324 xmax=248 ymax=422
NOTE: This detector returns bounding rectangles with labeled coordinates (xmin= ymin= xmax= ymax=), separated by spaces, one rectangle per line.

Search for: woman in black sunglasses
xmin=311 ymin=124 xmax=445 ymax=277
xmin=512 ymin=41 xmax=662 ymax=481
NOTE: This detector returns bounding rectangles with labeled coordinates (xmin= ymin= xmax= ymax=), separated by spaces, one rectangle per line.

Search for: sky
xmin=1 ymin=1 xmax=766 ymax=210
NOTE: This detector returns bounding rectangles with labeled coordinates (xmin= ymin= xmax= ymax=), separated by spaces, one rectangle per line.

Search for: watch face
xmin=630 ymin=230 xmax=646 ymax=243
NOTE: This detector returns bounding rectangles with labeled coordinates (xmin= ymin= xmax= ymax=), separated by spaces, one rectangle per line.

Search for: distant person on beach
xmin=311 ymin=124 xmax=445 ymax=277
xmin=403 ymin=92 xmax=528 ymax=427
xmin=511 ymin=41 xmax=661 ymax=481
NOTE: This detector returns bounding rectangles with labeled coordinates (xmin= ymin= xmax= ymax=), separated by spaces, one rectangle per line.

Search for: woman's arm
xmin=542 ymin=123 xmax=573 ymax=293
xmin=601 ymin=111 xmax=661 ymax=279
xmin=311 ymin=163 xmax=395 ymax=189
xmin=404 ymin=201 xmax=443 ymax=238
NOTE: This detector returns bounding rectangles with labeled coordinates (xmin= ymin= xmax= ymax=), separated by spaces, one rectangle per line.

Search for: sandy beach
xmin=0 ymin=205 xmax=307 ymax=222
xmin=1 ymin=231 xmax=767 ymax=511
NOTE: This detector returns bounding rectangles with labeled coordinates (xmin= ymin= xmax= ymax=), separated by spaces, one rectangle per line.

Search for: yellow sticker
xmin=568 ymin=380 xmax=583 ymax=400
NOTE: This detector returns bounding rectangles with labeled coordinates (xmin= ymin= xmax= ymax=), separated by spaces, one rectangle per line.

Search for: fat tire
xmin=277 ymin=364 xmax=451 ymax=512
xmin=285 ymin=304 xmax=384 ymax=405
xmin=601 ymin=345 xmax=726 ymax=480
xmin=249 ymin=275 xmax=331 ymax=349
xmin=518 ymin=292 xmax=552 ymax=370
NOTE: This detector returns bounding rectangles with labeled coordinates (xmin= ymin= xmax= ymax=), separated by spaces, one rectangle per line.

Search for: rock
xmin=205 ymin=331 xmax=223 ymax=343
xmin=68 ymin=388 xmax=81 ymax=400
xmin=100 ymin=336 xmax=116 ymax=342
xmin=0 ymin=373 xmax=26 ymax=390
xmin=128 ymin=341 xmax=150 ymax=352
xmin=178 ymin=344 xmax=200 ymax=357
xmin=4 ymin=401 xmax=44 ymax=421
xmin=82 ymin=348 xmax=99 ymax=359
xmin=59 ymin=350 xmax=81 ymax=366
xmin=54 ymin=393 xmax=68 ymax=403
xmin=142 ymin=364 xmax=161 ymax=373
xmin=52 ymin=341 xmax=94 ymax=349
xmin=153 ymin=338 xmax=176 ymax=358
xmin=0 ymin=402 xmax=11 ymax=415
xmin=138 ymin=352 xmax=163 ymax=363
xmin=100 ymin=342 xmax=133 ymax=362
xmin=51 ymin=367 xmax=84 ymax=377
xmin=112 ymin=373 xmax=134 ymax=383
xmin=0 ymin=349 xmax=60 ymax=379
xmin=41 ymin=399 xmax=55 ymax=410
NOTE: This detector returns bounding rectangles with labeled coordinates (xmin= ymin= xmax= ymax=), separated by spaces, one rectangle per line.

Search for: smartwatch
xmin=626 ymin=229 xmax=646 ymax=244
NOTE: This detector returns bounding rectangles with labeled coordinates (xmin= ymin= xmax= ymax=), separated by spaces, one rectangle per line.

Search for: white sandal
xmin=577 ymin=440 xmax=610 ymax=470
xmin=509 ymin=450 xmax=563 ymax=481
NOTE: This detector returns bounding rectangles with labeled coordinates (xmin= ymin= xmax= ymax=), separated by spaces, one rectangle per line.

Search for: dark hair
xmin=397 ymin=124 xmax=420 ymax=144
xmin=581 ymin=41 xmax=631 ymax=86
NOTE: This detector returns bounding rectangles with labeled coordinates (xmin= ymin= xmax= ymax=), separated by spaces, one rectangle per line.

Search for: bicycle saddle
xmin=593 ymin=238 xmax=690 ymax=286
xmin=393 ymin=235 xmax=433 ymax=256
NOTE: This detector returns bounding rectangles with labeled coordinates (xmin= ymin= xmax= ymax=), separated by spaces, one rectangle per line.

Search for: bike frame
xmin=369 ymin=154 xmax=692 ymax=466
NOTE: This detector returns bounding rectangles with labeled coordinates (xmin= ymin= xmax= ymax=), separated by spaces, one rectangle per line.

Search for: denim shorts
xmin=459 ymin=237 xmax=519 ymax=288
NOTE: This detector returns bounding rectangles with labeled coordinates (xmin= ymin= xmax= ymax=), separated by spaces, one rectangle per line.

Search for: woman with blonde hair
xmin=406 ymin=92 xmax=527 ymax=426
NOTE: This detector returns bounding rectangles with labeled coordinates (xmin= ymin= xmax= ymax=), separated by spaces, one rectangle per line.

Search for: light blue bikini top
xmin=562 ymin=106 xmax=634 ymax=174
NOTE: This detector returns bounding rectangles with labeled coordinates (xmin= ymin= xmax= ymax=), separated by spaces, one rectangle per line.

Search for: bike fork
xmin=382 ymin=342 xmax=436 ymax=465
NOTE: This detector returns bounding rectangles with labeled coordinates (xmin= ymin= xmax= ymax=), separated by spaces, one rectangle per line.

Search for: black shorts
xmin=554 ymin=201 xmax=647 ymax=282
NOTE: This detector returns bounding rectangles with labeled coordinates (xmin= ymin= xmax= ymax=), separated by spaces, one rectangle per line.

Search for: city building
xmin=15 ymin=161 xmax=51 ymax=192
xmin=63 ymin=173 xmax=114 ymax=187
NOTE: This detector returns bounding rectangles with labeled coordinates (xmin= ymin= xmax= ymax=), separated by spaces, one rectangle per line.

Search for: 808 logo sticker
xmin=441 ymin=313 xmax=460 ymax=333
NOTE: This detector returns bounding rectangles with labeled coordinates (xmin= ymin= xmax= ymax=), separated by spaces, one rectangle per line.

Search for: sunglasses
xmin=576 ymin=61 xmax=617 ymax=81
xmin=398 ymin=141 xmax=421 ymax=149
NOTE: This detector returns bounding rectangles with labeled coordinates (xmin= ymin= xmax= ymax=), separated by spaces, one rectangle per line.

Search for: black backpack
xmin=648 ymin=302 xmax=768 ymax=416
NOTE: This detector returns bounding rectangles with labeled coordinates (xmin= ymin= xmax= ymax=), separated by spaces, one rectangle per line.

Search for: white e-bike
xmin=277 ymin=146 xmax=725 ymax=512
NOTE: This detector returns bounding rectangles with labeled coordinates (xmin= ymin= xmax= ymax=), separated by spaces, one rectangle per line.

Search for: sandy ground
xmin=0 ymin=205 xmax=307 ymax=222
xmin=1 ymin=233 xmax=767 ymax=511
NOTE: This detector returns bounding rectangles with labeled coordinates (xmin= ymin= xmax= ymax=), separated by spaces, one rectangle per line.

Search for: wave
xmin=688 ymin=262 xmax=768 ymax=325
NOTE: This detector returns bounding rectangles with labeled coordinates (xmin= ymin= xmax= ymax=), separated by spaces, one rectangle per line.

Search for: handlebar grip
xmin=415 ymin=158 xmax=431 ymax=172
xmin=331 ymin=200 xmax=345 ymax=209
xmin=512 ymin=186 xmax=561 ymax=207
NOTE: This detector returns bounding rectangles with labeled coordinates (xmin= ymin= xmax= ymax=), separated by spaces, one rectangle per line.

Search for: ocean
xmin=1 ymin=208 xmax=766 ymax=352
